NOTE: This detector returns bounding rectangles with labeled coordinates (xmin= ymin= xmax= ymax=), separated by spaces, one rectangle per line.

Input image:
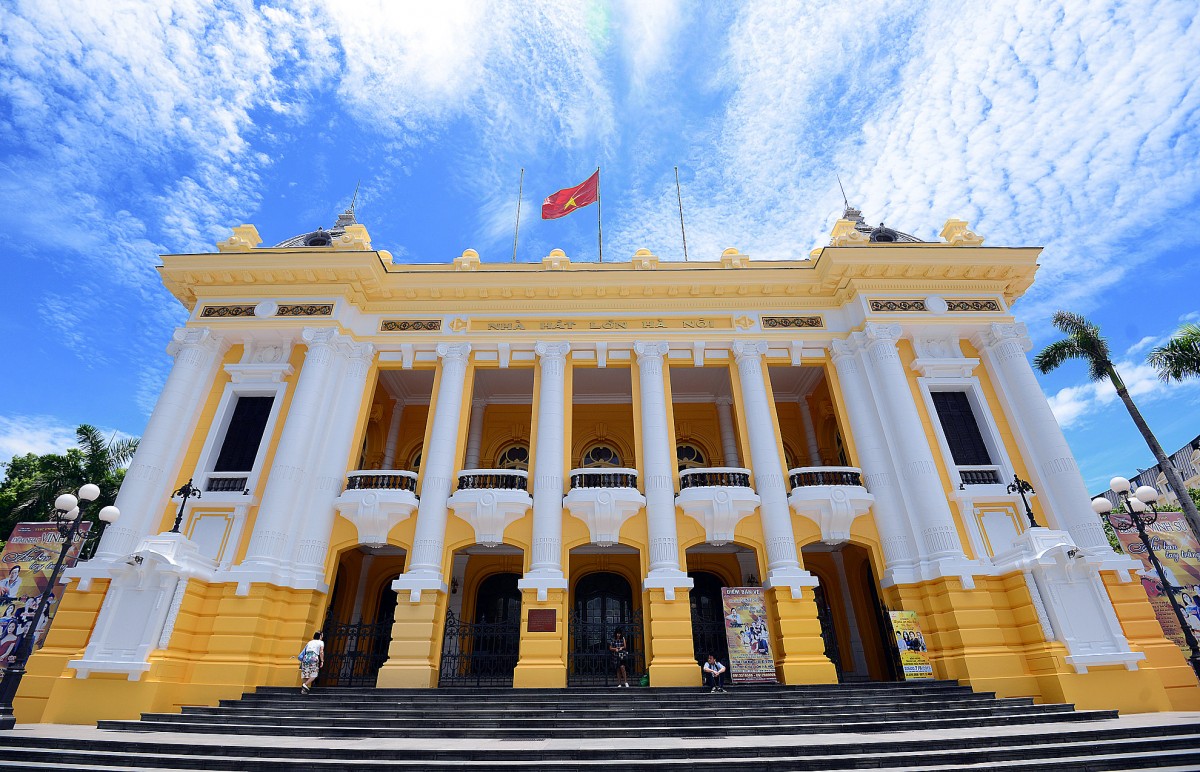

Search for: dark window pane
xmin=213 ymin=396 xmax=274 ymax=472
xmin=931 ymin=391 xmax=992 ymax=466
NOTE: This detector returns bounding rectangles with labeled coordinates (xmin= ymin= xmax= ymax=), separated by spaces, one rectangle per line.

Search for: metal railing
xmin=345 ymin=470 xmax=418 ymax=493
xmin=205 ymin=474 xmax=247 ymax=493
xmin=788 ymin=466 xmax=865 ymax=489
xmin=678 ymin=467 xmax=752 ymax=490
xmin=958 ymin=466 xmax=1002 ymax=486
xmin=457 ymin=469 xmax=529 ymax=491
xmin=569 ymin=467 xmax=639 ymax=490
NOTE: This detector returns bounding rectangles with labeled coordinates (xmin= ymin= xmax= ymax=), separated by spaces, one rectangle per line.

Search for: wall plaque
xmin=527 ymin=608 xmax=556 ymax=632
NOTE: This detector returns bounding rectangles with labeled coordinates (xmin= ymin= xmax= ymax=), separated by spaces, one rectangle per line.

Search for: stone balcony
xmin=333 ymin=470 xmax=419 ymax=547
xmin=675 ymin=467 xmax=760 ymax=546
xmin=564 ymin=467 xmax=644 ymax=547
xmin=787 ymin=466 xmax=874 ymax=545
xmin=447 ymin=469 xmax=532 ymax=547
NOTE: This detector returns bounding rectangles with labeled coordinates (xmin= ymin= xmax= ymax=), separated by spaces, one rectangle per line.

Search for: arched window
xmin=580 ymin=443 xmax=621 ymax=468
xmin=495 ymin=442 xmax=529 ymax=470
xmin=408 ymin=450 xmax=422 ymax=474
xmin=783 ymin=444 xmax=798 ymax=470
xmin=677 ymin=442 xmax=707 ymax=470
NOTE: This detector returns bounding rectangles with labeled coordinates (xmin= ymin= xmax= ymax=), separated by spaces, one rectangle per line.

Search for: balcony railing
xmin=958 ymin=466 xmax=1002 ymax=486
xmin=569 ymin=467 xmax=639 ymax=490
xmin=346 ymin=470 xmax=418 ymax=494
xmin=788 ymin=466 xmax=864 ymax=489
xmin=457 ymin=469 xmax=529 ymax=491
xmin=205 ymin=474 xmax=248 ymax=493
xmin=679 ymin=467 xmax=752 ymax=490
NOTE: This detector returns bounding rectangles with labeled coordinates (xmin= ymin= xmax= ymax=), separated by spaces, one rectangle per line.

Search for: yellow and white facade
xmin=17 ymin=210 xmax=1200 ymax=724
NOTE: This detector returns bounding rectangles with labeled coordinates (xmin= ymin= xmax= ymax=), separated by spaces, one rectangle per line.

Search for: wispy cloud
xmin=1047 ymin=359 xmax=1200 ymax=429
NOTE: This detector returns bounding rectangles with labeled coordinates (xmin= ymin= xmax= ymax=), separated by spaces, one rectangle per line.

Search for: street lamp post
xmin=1007 ymin=474 xmax=1039 ymax=528
xmin=1092 ymin=478 xmax=1200 ymax=680
xmin=0 ymin=484 xmax=120 ymax=730
xmin=170 ymin=478 xmax=201 ymax=534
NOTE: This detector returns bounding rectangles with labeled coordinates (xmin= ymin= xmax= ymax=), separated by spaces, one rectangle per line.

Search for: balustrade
xmin=788 ymin=466 xmax=864 ymax=490
xmin=457 ymin=469 xmax=529 ymax=491
xmin=678 ymin=467 xmax=752 ymax=490
xmin=205 ymin=474 xmax=248 ymax=493
xmin=958 ymin=466 xmax=1002 ymax=486
xmin=568 ymin=467 xmax=639 ymax=490
xmin=345 ymin=470 xmax=418 ymax=494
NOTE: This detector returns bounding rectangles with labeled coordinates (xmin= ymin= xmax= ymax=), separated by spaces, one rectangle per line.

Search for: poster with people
xmin=0 ymin=521 xmax=92 ymax=661
xmin=721 ymin=587 xmax=776 ymax=683
xmin=1112 ymin=509 xmax=1200 ymax=659
xmin=889 ymin=610 xmax=934 ymax=679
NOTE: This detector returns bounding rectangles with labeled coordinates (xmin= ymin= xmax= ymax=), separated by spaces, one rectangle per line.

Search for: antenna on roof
xmin=837 ymin=174 xmax=849 ymax=209
xmin=350 ymin=180 xmax=361 ymax=214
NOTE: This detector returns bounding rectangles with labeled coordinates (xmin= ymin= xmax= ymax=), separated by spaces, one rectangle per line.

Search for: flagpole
xmin=596 ymin=166 xmax=603 ymax=263
xmin=675 ymin=166 xmax=689 ymax=262
xmin=512 ymin=168 xmax=524 ymax=263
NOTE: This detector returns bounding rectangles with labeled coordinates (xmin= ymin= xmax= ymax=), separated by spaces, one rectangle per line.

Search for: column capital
xmin=472 ymin=397 xmax=489 ymax=410
xmin=346 ymin=340 xmax=376 ymax=362
xmin=974 ymin=322 xmax=1032 ymax=353
xmin=436 ymin=342 xmax=472 ymax=362
xmin=829 ymin=337 xmax=859 ymax=360
xmin=634 ymin=340 xmax=669 ymax=361
xmin=167 ymin=326 xmax=224 ymax=357
xmin=715 ymin=395 xmax=734 ymax=407
xmin=534 ymin=341 xmax=571 ymax=360
xmin=863 ymin=322 xmax=902 ymax=345
xmin=731 ymin=340 xmax=769 ymax=362
xmin=301 ymin=326 xmax=344 ymax=347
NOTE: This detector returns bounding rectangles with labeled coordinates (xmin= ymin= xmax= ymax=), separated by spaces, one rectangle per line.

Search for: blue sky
xmin=1 ymin=1 xmax=1199 ymax=492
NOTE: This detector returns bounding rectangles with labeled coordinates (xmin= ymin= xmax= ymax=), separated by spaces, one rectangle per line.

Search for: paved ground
xmin=10 ymin=711 xmax=1200 ymax=751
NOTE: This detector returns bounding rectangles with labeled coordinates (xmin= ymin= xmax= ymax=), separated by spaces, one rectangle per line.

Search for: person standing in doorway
xmin=610 ymin=628 xmax=630 ymax=688
xmin=701 ymin=654 xmax=727 ymax=693
xmin=298 ymin=631 xmax=324 ymax=695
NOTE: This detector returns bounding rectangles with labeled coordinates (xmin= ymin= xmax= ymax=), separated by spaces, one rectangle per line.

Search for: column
xmin=715 ymin=397 xmax=740 ymax=467
xmin=463 ymin=399 xmax=486 ymax=469
xmin=633 ymin=342 xmax=690 ymax=587
xmin=349 ymin=554 xmax=376 ymax=623
xmin=859 ymin=324 xmax=968 ymax=566
xmin=798 ymin=398 xmax=822 ymax=466
xmin=522 ymin=342 xmax=570 ymax=587
xmin=829 ymin=339 xmax=919 ymax=580
xmin=96 ymin=327 xmax=227 ymax=560
xmin=381 ymin=400 xmax=404 ymax=469
xmin=975 ymin=324 xmax=1111 ymax=553
xmin=393 ymin=343 xmax=472 ymax=595
xmin=731 ymin=341 xmax=837 ymax=685
xmin=292 ymin=340 xmax=376 ymax=582
xmin=832 ymin=550 xmax=870 ymax=677
xmin=239 ymin=328 xmax=347 ymax=571
xmin=515 ymin=342 xmax=570 ymax=687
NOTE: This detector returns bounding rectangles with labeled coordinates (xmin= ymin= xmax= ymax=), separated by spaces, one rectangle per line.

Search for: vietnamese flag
xmin=541 ymin=170 xmax=599 ymax=220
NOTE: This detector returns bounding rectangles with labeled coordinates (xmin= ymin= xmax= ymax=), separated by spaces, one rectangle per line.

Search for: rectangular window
xmin=213 ymin=396 xmax=274 ymax=472
xmin=931 ymin=391 xmax=992 ymax=466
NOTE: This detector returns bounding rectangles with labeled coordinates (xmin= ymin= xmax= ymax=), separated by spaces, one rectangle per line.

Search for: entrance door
xmin=439 ymin=573 xmax=521 ymax=686
xmin=689 ymin=571 xmax=730 ymax=665
xmin=812 ymin=582 xmax=843 ymax=680
xmin=568 ymin=572 xmax=644 ymax=685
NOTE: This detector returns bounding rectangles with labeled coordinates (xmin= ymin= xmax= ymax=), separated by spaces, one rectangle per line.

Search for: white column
xmin=715 ymin=397 xmax=740 ymax=467
xmin=349 ymin=554 xmax=376 ymax=623
xmin=381 ymin=401 xmax=404 ymax=469
xmin=520 ymin=342 xmax=571 ymax=599
xmin=393 ymin=343 xmax=472 ymax=599
xmin=240 ymin=328 xmax=348 ymax=571
xmin=293 ymin=340 xmax=376 ymax=582
xmin=858 ymin=324 xmax=968 ymax=566
xmin=830 ymin=339 xmax=919 ymax=580
xmin=732 ymin=341 xmax=816 ymax=596
xmin=96 ymin=327 xmax=227 ymax=561
xmin=798 ymin=398 xmax=823 ymax=466
xmin=975 ymin=323 xmax=1111 ymax=553
xmin=634 ymin=342 xmax=691 ymax=596
xmin=463 ymin=399 xmax=487 ymax=469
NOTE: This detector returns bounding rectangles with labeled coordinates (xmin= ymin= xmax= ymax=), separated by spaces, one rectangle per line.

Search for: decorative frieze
xmin=869 ymin=299 xmax=926 ymax=312
xmin=762 ymin=315 xmax=823 ymax=329
xmin=380 ymin=319 xmax=442 ymax=332
xmin=200 ymin=303 xmax=334 ymax=319
xmin=947 ymin=299 xmax=1002 ymax=312
xmin=201 ymin=304 xmax=256 ymax=318
xmin=276 ymin=303 xmax=334 ymax=317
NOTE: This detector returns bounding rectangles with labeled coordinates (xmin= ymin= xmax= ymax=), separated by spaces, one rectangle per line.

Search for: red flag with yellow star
xmin=541 ymin=170 xmax=599 ymax=220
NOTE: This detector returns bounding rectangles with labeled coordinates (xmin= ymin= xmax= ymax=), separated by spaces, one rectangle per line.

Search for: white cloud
xmin=0 ymin=416 xmax=80 ymax=470
xmin=1125 ymin=335 xmax=1162 ymax=357
xmin=1047 ymin=358 xmax=1200 ymax=428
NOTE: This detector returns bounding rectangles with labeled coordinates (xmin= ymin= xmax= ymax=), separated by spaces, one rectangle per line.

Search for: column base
xmin=643 ymin=570 xmax=693 ymax=601
xmin=513 ymin=587 xmax=567 ymax=688
xmin=765 ymin=586 xmax=839 ymax=685
xmin=645 ymin=589 xmax=700 ymax=687
xmin=517 ymin=572 xmax=569 ymax=603
xmin=375 ymin=591 xmax=448 ymax=688
xmin=391 ymin=570 xmax=448 ymax=603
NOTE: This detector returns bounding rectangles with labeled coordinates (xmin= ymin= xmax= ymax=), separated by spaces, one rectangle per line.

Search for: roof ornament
xmin=333 ymin=181 xmax=361 ymax=229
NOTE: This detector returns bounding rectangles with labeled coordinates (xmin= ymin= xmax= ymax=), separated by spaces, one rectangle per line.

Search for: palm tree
xmin=1148 ymin=323 xmax=1200 ymax=382
xmin=1034 ymin=311 xmax=1200 ymax=542
xmin=14 ymin=425 xmax=138 ymax=522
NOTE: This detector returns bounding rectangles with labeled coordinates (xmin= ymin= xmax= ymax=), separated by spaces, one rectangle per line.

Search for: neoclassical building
xmin=18 ymin=207 xmax=1200 ymax=723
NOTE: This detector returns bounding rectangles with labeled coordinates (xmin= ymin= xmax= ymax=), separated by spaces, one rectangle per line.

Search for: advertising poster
xmin=889 ymin=610 xmax=934 ymax=679
xmin=0 ymin=521 xmax=92 ymax=660
xmin=721 ymin=587 xmax=777 ymax=683
xmin=1113 ymin=510 xmax=1200 ymax=658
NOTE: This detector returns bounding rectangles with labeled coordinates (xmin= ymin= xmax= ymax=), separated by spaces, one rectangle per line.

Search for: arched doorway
xmin=800 ymin=542 xmax=894 ymax=682
xmin=439 ymin=571 xmax=522 ymax=687
xmin=318 ymin=546 xmax=407 ymax=687
xmin=688 ymin=571 xmax=730 ymax=666
xmin=568 ymin=572 xmax=644 ymax=685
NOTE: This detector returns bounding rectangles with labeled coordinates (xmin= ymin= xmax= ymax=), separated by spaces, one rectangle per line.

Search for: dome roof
xmin=274 ymin=206 xmax=359 ymax=248
xmin=839 ymin=205 xmax=923 ymax=243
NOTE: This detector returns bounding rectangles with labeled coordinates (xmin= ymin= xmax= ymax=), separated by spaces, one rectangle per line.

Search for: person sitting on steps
xmin=701 ymin=653 xmax=727 ymax=693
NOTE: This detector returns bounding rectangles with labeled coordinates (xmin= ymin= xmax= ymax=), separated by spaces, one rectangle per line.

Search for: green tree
xmin=0 ymin=425 xmax=138 ymax=541
xmin=1033 ymin=311 xmax=1200 ymax=545
xmin=1148 ymin=323 xmax=1200 ymax=382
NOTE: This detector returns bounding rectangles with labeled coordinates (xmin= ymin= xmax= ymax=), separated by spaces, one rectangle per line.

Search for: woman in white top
xmin=298 ymin=631 xmax=324 ymax=695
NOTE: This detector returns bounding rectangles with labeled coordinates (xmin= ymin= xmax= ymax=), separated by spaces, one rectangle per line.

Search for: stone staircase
xmin=0 ymin=681 xmax=1197 ymax=770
